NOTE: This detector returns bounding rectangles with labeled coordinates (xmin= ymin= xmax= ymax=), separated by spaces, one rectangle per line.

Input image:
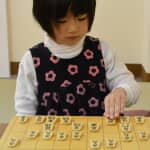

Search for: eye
xmin=56 ymin=19 xmax=67 ymax=24
xmin=77 ymin=15 xmax=88 ymax=21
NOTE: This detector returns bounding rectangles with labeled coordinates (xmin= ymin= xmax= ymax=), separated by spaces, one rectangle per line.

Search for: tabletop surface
xmin=0 ymin=115 xmax=150 ymax=150
xmin=0 ymin=123 xmax=7 ymax=138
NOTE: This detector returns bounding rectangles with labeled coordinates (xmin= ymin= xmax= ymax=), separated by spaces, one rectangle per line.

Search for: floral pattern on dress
xmin=63 ymin=109 xmax=70 ymax=115
xmin=66 ymin=93 xmax=75 ymax=104
xmin=31 ymin=36 xmax=109 ymax=116
xmin=60 ymin=80 xmax=72 ymax=87
xmin=89 ymin=66 xmax=100 ymax=77
xmin=99 ymin=82 xmax=106 ymax=92
xmin=49 ymin=55 xmax=60 ymax=64
xmin=41 ymin=92 xmax=51 ymax=107
xmin=100 ymin=59 xmax=105 ymax=67
xmin=52 ymin=92 xmax=59 ymax=103
xmin=76 ymin=84 xmax=86 ymax=95
xmin=67 ymin=64 xmax=79 ymax=76
xmin=88 ymin=97 xmax=99 ymax=108
xmin=48 ymin=109 xmax=57 ymax=115
xmin=84 ymin=49 xmax=94 ymax=60
xmin=33 ymin=57 xmax=40 ymax=68
xmin=79 ymin=108 xmax=87 ymax=115
xmin=45 ymin=70 xmax=56 ymax=82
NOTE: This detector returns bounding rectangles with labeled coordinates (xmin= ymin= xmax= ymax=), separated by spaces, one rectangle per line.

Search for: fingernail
xmin=115 ymin=113 xmax=118 ymax=117
xmin=110 ymin=115 xmax=113 ymax=119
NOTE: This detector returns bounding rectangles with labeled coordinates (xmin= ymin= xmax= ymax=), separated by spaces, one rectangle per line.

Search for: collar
xmin=44 ymin=33 xmax=85 ymax=59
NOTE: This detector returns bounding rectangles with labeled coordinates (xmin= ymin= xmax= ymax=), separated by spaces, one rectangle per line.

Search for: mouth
xmin=67 ymin=36 xmax=80 ymax=40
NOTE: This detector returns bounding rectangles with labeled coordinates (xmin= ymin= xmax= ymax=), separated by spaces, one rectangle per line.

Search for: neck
xmin=44 ymin=34 xmax=86 ymax=59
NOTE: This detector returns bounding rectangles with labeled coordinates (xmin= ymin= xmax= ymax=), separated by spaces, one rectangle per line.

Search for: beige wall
xmin=7 ymin=0 xmax=150 ymax=72
xmin=144 ymin=0 xmax=150 ymax=72
xmin=7 ymin=0 xmax=43 ymax=61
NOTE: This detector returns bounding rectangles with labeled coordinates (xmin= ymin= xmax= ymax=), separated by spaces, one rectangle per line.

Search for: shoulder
xmin=86 ymin=35 xmax=116 ymax=61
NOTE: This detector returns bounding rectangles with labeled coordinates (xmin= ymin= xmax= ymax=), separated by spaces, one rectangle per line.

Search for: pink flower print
xmin=99 ymin=82 xmax=106 ymax=92
xmin=63 ymin=109 xmax=70 ymax=115
xmin=33 ymin=57 xmax=40 ymax=68
xmin=41 ymin=92 xmax=51 ymax=107
xmin=79 ymin=108 xmax=87 ymax=115
xmin=45 ymin=70 xmax=56 ymax=82
xmin=84 ymin=49 xmax=94 ymax=60
xmin=66 ymin=93 xmax=75 ymax=104
xmin=82 ymin=80 xmax=91 ymax=83
xmin=76 ymin=84 xmax=86 ymax=95
xmin=52 ymin=92 xmax=59 ymax=103
xmin=97 ymin=43 xmax=101 ymax=51
xmin=67 ymin=64 xmax=78 ymax=76
xmin=100 ymin=59 xmax=105 ymax=67
xmin=49 ymin=55 xmax=60 ymax=64
xmin=88 ymin=97 xmax=99 ymax=108
xmin=89 ymin=66 xmax=100 ymax=77
xmin=48 ymin=109 xmax=57 ymax=115
xmin=60 ymin=80 xmax=72 ymax=87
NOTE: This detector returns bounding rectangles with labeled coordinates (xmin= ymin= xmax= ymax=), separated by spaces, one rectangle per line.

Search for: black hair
xmin=33 ymin=0 xmax=96 ymax=37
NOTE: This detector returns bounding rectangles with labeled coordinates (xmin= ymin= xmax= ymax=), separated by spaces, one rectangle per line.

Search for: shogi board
xmin=0 ymin=115 xmax=150 ymax=150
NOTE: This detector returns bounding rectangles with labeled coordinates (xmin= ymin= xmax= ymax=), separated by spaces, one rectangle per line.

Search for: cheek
xmin=81 ymin=22 xmax=89 ymax=32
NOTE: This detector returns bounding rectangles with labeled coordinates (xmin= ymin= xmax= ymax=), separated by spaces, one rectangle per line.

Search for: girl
xmin=15 ymin=0 xmax=140 ymax=119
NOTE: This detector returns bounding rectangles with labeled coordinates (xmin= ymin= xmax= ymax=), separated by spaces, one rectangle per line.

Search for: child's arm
xmin=15 ymin=51 xmax=38 ymax=115
xmin=101 ymin=40 xmax=141 ymax=119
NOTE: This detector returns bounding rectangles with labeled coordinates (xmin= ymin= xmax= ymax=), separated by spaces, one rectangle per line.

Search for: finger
xmin=104 ymin=96 xmax=110 ymax=118
xmin=114 ymin=97 xmax=121 ymax=118
xmin=109 ymin=96 xmax=115 ymax=119
xmin=120 ymin=95 xmax=126 ymax=114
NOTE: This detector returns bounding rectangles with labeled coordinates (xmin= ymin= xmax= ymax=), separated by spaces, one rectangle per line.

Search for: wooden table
xmin=0 ymin=123 xmax=7 ymax=138
xmin=0 ymin=110 xmax=149 ymax=138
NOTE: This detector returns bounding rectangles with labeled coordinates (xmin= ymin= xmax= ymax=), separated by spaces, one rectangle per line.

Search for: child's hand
xmin=104 ymin=87 xmax=127 ymax=119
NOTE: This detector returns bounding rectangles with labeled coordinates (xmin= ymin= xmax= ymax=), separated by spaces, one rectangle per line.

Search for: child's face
xmin=52 ymin=10 xmax=89 ymax=46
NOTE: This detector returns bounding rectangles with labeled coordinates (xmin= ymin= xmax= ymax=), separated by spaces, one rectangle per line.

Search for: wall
xmin=7 ymin=0 xmax=43 ymax=61
xmin=143 ymin=0 xmax=150 ymax=73
xmin=0 ymin=0 xmax=10 ymax=77
xmin=90 ymin=0 xmax=144 ymax=64
xmin=7 ymin=0 xmax=149 ymax=72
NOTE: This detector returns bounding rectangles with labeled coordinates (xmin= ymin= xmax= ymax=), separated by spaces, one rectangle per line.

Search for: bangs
xmin=51 ymin=0 xmax=93 ymax=20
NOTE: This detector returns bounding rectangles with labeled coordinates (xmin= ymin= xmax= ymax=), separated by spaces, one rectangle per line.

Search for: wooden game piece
xmin=90 ymin=139 xmax=100 ymax=149
xmin=60 ymin=116 xmax=72 ymax=125
xmin=8 ymin=137 xmax=19 ymax=148
xmin=47 ymin=116 xmax=57 ymax=123
xmin=138 ymin=132 xmax=149 ymax=141
xmin=43 ymin=123 xmax=54 ymax=131
xmin=43 ymin=130 xmax=54 ymax=140
xmin=121 ymin=124 xmax=132 ymax=132
xmin=72 ymin=131 xmax=82 ymax=140
xmin=120 ymin=116 xmax=130 ymax=124
xmin=106 ymin=138 xmax=117 ymax=148
xmin=56 ymin=131 xmax=67 ymax=141
xmin=105 ymin=118 xmax=116 ymax=125
xmin=121 ymin=132 xmax=133 ymax=142
xmin=18 ymin=116 xmax=28 ymax=123
xmin=72 ymin=122 xmax=83 ymax=131
xmin=35 ymin=116 xmax=45 ymax=124
xmin=27 ymin=130 xmax=39 ymax=139
xmin=135 ymin=116 xmax=145 ymax=124
xmin=88 ymin=122 xmax=100 ymax=132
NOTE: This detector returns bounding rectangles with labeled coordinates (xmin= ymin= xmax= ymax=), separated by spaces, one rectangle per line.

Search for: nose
xmin=67 ymin=18 xmax=79 ymax=33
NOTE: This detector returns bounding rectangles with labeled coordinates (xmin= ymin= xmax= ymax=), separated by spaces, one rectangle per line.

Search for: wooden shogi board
xmin=0 ymin=115 xmax=150 ymax=150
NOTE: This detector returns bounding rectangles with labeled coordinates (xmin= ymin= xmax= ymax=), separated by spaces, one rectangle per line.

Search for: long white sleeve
xmin=101 ymin=41 xmax=140 ymax=107
xmin=15 ymin=40 xmax=140 ymax=115
xmin=15 ymin=51 xmax=38 ymax=115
